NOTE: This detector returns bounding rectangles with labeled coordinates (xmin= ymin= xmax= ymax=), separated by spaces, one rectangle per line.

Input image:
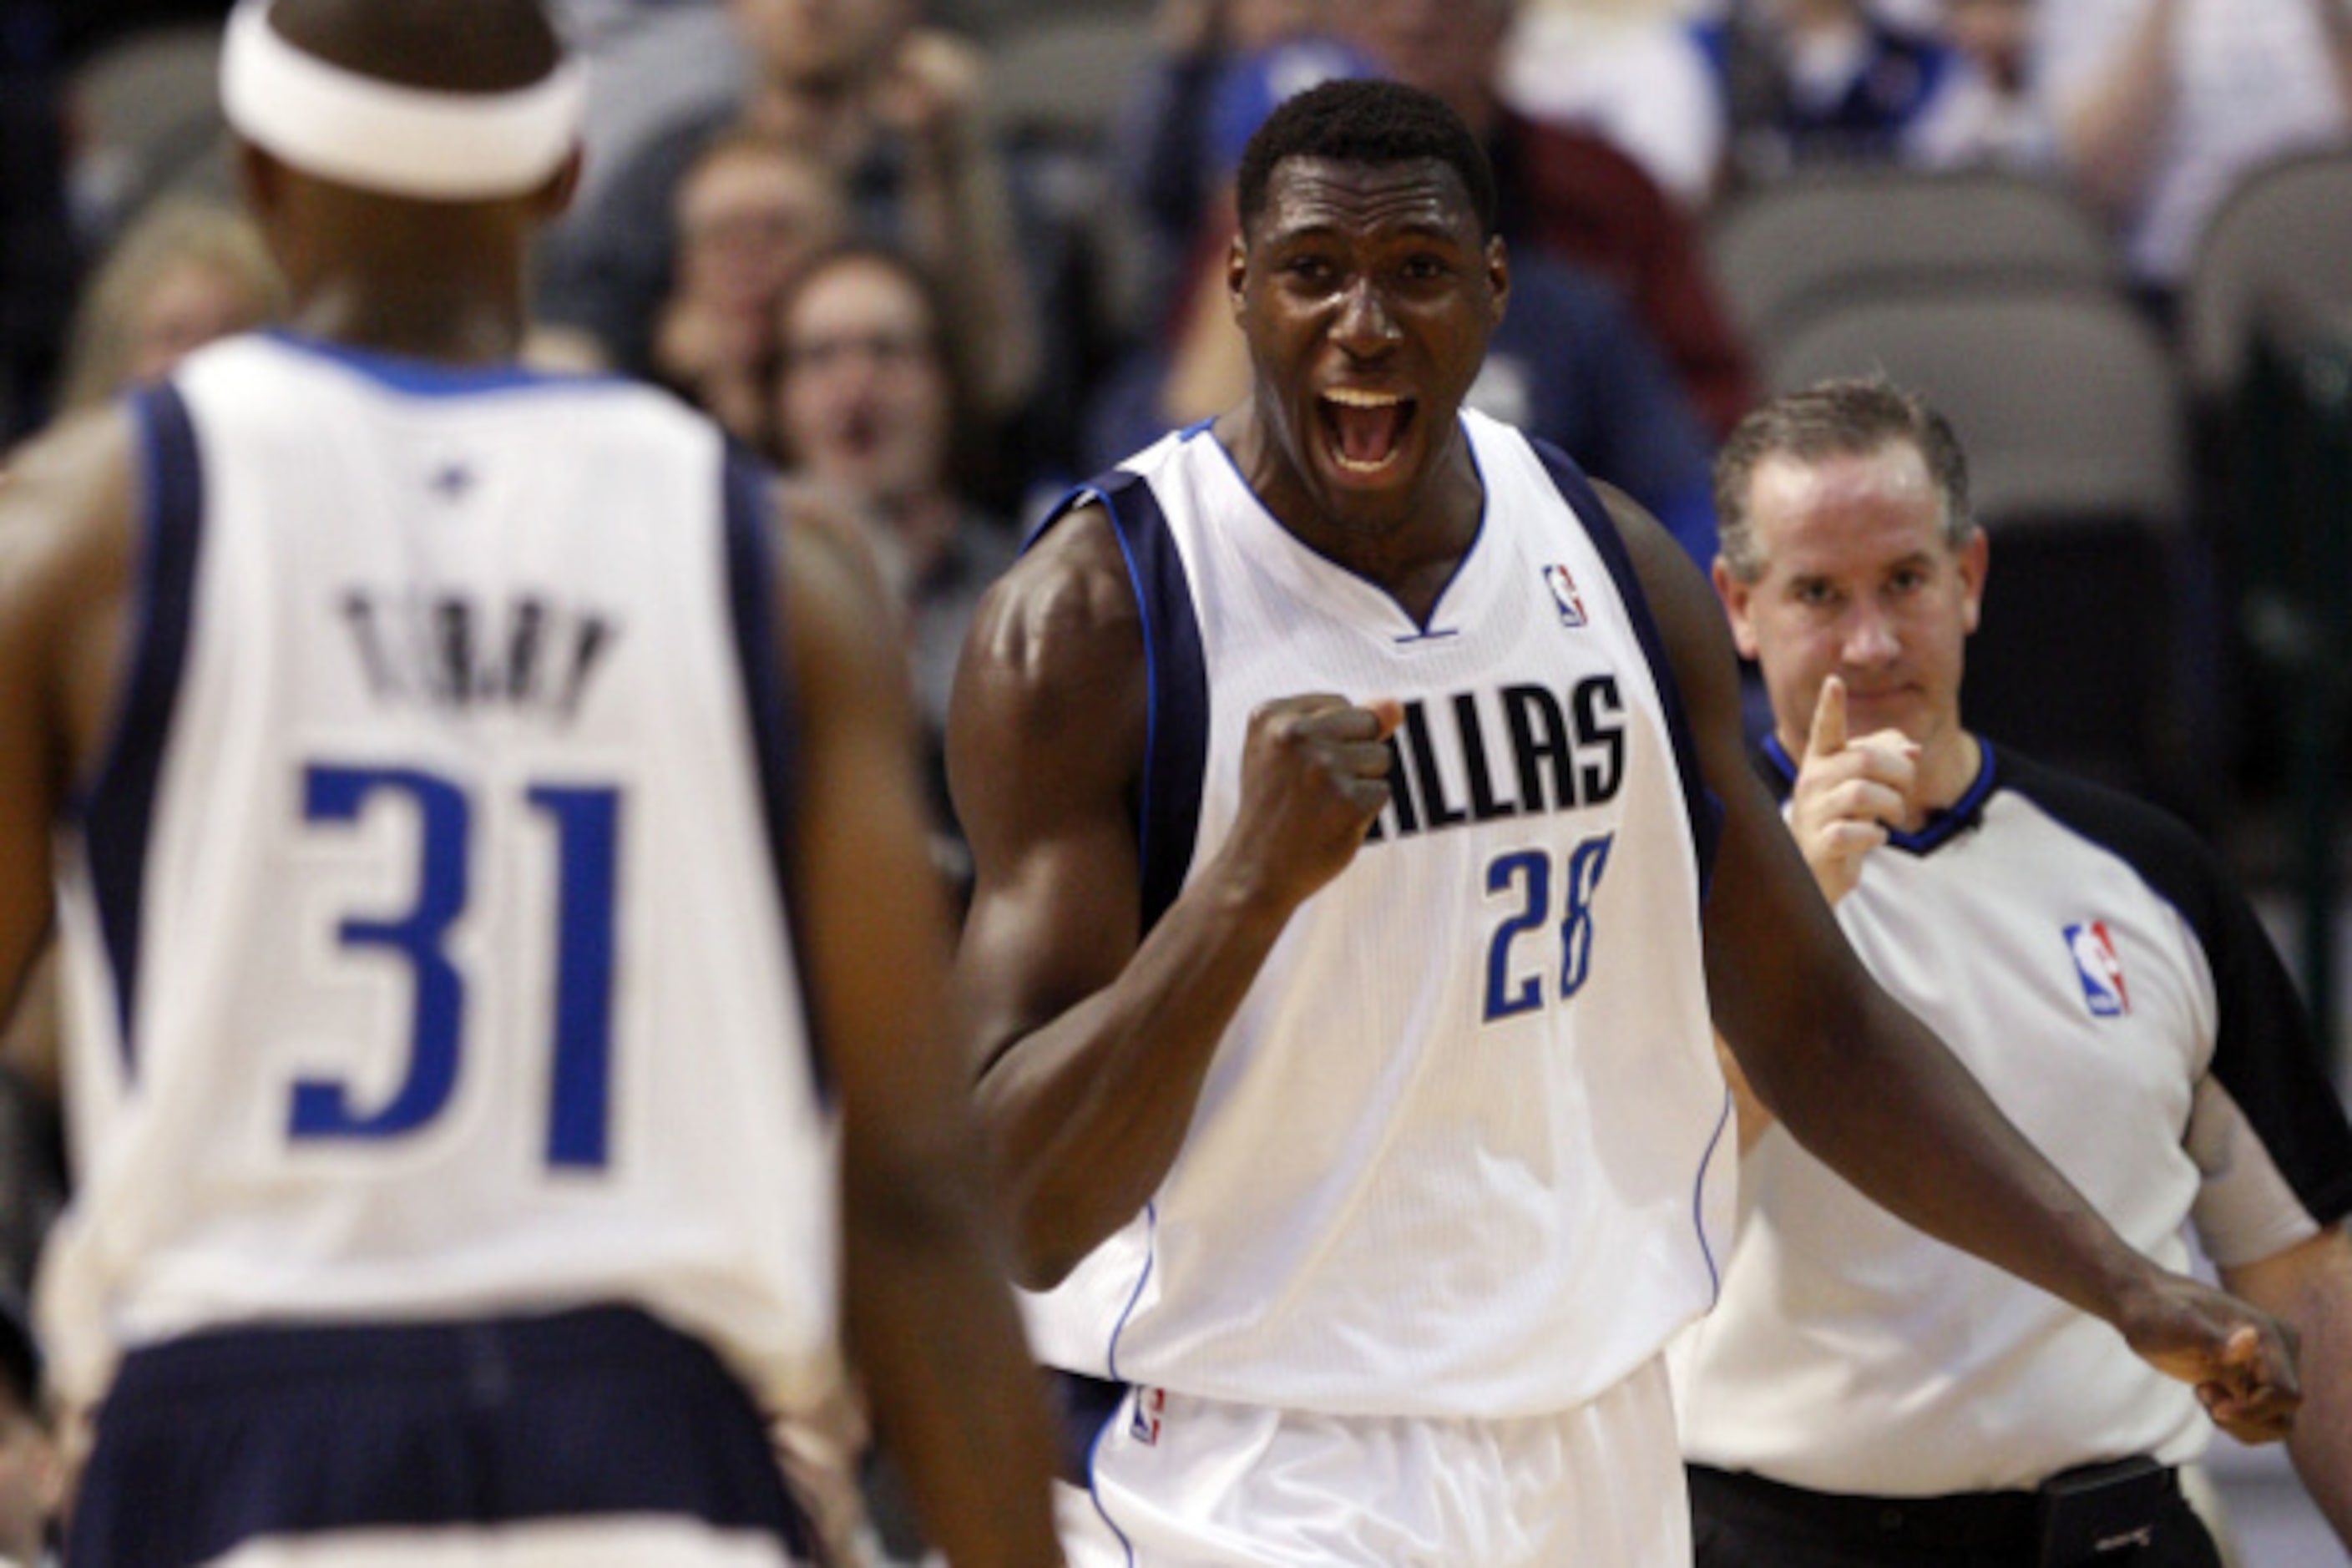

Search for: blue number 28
xmin=1482 ymin=832 xmax=1615 ymax=1023
xmin=293 ymin=765 xmax=621 ymax=1168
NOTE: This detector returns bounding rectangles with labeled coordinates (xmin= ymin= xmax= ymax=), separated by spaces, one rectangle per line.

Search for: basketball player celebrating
xmin=0 ymin=1 xmax=1060 ymax=1563
xmin=1679 ymin=379 xmax=2352 ymax=1565
xmin=947 ymin=79 xmax=2299 ymax=1565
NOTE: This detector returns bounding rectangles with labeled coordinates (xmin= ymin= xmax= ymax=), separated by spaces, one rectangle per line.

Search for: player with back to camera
xmin=0 ymin=1 xmax=1062 ymax=1563
xmin=947 ymin=77 xmax=2303 ymax=1567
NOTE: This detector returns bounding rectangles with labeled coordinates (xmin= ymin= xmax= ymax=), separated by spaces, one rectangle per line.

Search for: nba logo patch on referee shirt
xmin=1542 ymin=564 xmax=1587 ymax=627
xmin=2066 ymin=922 xmax=2130 ymax=1016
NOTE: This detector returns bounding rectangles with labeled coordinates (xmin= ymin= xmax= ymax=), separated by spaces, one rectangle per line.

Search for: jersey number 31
xmin=291 ymin=763 xmax=620 ymax=1170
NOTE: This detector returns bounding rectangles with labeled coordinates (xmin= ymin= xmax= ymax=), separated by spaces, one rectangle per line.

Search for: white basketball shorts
xmin=1056 ymin=1355 xmax=1691 ymax=1567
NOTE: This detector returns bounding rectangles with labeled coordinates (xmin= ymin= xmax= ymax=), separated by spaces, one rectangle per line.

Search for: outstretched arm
xmin=2224 ymin=1226 xmax=2352 ymax=1537
xmin=1607 ymin=479 xmax=2301 ymax=1441
xmin=775 ymin=488 xmax=1061 ymax=1566
xmin=948 ymin=506 xmax=1396 ymax=1289
xmin=1711 ymin=675 xmax=1920 ymax=1154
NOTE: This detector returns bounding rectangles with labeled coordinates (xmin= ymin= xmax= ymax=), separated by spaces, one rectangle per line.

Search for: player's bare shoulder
xmin=949 ymin=500 xmax=1146 ymax=788
xmin=0 ymin=407 xmax=144 ymax=774
xmin=0 ymin=405 xmax=140 ymax=599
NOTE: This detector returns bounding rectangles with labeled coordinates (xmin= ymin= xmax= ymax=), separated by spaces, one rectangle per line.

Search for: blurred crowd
xmin=0 ymin=5 xmax=2346 ymax=1560
xmin=4 ymin=0 xmax=2351 ymax=1278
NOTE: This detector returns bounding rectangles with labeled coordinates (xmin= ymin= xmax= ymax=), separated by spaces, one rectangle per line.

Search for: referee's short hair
xmin=1714 ymin=377 xmax=1975 ymax=583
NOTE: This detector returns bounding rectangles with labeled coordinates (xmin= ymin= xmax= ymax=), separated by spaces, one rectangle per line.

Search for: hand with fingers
xmin=1787 ymin=675 xmax=1923 ymax=904
xmin=1219 ymin=695 xmax=1403 ymax=912
xmin=873 ymin=28 xmax=988 ymax=159
xmin=2119 ymin=1272 xmax=2303 ymax=1444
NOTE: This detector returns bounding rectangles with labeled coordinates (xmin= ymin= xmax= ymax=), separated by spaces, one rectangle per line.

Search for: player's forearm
xmin=842 ymin=1165 xmax=1065 ymax=1567
xmin=976 ymin=869 xmax=1297 ymax=1289
xmin=2233 ymin=1229 xmax=2352 ymax=1540
xmin=2289 ymin=1394 xmax=2352 ymax=1542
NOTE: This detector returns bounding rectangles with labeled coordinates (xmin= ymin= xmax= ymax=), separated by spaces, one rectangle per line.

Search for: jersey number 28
xmin=1483 ymin=832 xmax=1614 ymax=1023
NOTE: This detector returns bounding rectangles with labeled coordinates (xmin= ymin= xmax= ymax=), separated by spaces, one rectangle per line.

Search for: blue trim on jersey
xmin=1086 ymin=1396 xmax=1141 ymax=1568
xmin=1528 ymin=440 xmax=1724 ymax=899
xmin=1090 ymin=1203 xmax=1154 ymax=1568
xmin=1072 ymin=474 xmax=1211 ymax=938
xmin=256 ymin=329 xmax=634 ymax=397
xmin=76 ymin=386 xmax=206 ymax=1065
xmin=1105 ymin=1201 xmax=1157 ymax=1386
xmin=1204 ymin=417 xmax=1490 ymax=637
xmin=1019 ymin=481 xmax=1090 ymax=551
xmin=66 ymin=1305 xmax=814 ymax=1566
xmin=721 ymin=452 xmax=830 ymax=1102
xmin=1758 ymin=733 xmax=1996 ymax=855
xmin=1693 ymin=1086 xmax=1734 ymax=1306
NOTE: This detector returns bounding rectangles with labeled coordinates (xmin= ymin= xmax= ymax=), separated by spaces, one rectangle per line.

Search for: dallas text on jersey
xmin=1367 ymin=674 xmax=1626 ymax=844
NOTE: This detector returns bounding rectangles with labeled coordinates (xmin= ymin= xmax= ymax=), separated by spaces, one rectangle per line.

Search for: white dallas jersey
xmin=1026 ymin=412 xmax=1733 ymax=1418
xmin=41 ymin=333 xmax=840 ymax=1416
xmin=1678 ymin=741 xmax=2352 ymax=1493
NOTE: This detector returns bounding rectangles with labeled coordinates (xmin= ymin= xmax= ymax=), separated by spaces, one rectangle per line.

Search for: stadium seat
xmin=2181 ymin=146 xmax=2352 ymax=410
xmin=981 ymin=10 xmax=1158 ymax=149
xmin=1705 ymin=168 xmax=2119 ymax=362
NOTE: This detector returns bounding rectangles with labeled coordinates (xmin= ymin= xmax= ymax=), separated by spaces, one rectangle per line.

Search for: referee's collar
xmin=1759 ymin=732 xmax=1998 ymax=857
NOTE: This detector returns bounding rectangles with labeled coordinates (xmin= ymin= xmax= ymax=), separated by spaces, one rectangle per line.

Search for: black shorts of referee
xmin=1688 ymin=1460 xmax=2223 ymax=1568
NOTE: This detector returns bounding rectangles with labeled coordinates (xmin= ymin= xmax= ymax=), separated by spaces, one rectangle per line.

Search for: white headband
xmin=220 ymin=0 xmax=586 ymax=200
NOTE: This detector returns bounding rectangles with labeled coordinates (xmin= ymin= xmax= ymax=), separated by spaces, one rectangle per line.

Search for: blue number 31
xmin=293 ymin=765 xmax=620 ymax=1169
xmin=1482 ymin=833 xmax=1614 ymax=1022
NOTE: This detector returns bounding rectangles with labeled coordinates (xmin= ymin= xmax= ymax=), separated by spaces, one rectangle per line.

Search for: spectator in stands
xmin=1695 ymin=0 xmax=1968 ymax=185
xmin=1909 ymin=0 xmax=2055 ymax=169
xmin=1110 ymin=0 xmax=1331 ymax=308
xmin=551 ymin=0 xmax=745 ymax=211
xmin=650 ymin=131 xmax=849 ymax=447
xmin=54 ymin=195 xmax=284 ymax=414
xmin=1498 ymin=0 xmax=1726 ymax=210
xmin=2036 ymin=0 xmax=2352 ymax=306
xmin=1086 ymin=37 xmax=1722 ymax=564
xmin=534 ymin=0 xmax=1039 ymax=428
xmin=1331 ymin=0 xmax=1757 ymax=438
xmin=770 ymin=242 xmax=1014 ymax=866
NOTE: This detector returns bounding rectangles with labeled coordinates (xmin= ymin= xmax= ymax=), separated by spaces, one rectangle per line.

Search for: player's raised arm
xmin=947 ymin=504 xmax=1397 ymax=1289
xmin=774 ymin=485 xmax=1062 ymax=1565
xmin=1602 ymin=477 xmax=2303 ymax=1441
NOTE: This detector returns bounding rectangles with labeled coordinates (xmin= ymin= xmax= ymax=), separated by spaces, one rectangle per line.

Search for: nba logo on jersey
xmin=1542 ymin=564 xmax=1587 ymax=627
xmin=2065 ymin=922 xmax=2130 ymax=1017
xmin=1130 ymin=1387 xmax=1166 ymax=1446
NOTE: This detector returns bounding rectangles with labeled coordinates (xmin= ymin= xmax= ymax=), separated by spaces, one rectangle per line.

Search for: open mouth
xmin=1318 ymin=387 xmax=1415 ymax=476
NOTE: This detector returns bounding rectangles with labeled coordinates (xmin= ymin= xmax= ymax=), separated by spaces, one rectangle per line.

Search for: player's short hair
xmin=1713 ymin=377 xmax=1976 ymax=583
xmin=1235 ymin=78 xmax=1499 ymax=241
